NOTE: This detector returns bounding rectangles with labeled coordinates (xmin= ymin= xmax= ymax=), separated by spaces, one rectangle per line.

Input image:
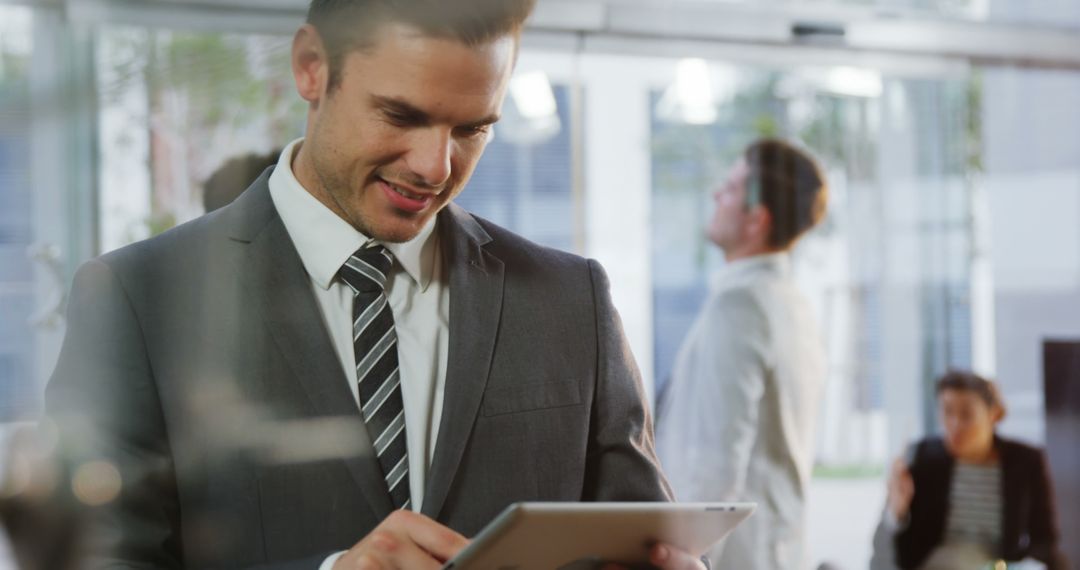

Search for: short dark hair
xmin=935 ymin=369 xmax=1006 ymax=414
xmin=203 ymin=150 xmax=281 ymax=213
xmin=743 ymin=139 xmax=828 ymax=249
xmin=306 ymin=0 xmax=538 ymax=91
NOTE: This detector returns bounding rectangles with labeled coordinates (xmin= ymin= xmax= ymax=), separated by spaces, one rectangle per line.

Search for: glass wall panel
xmin=456 ymin=83 xmax=577 ymax=252
xmin=95 ymin=27 xmax=577 ymax=254
xmin=985 ymin=0 xmax=1080 ymax=27
xmin=0 ymin=6 xmax=35 ymax=421
xmin=96 ymin=28 xmax=305 ymax=251
xmin=980 ymin=65 xmax=1080 ymax=563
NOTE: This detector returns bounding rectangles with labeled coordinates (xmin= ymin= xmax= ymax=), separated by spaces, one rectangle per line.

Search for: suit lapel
xmin=229 ymin=177 xmax=394 ymax=520
xmin=422 ymin=205 xmax=504 ymax=521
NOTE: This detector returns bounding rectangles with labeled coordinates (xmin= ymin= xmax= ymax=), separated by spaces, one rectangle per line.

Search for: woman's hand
xmin=886 ymin=457 xmax=915 ymax=521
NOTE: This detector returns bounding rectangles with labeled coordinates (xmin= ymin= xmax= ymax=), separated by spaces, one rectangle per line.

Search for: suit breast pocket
xmin=481 ymin=380 xmax=583 ymax=417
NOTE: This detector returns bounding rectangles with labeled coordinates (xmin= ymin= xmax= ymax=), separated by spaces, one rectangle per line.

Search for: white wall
xmin=983 ymin=67 xmax=1080 ymax=444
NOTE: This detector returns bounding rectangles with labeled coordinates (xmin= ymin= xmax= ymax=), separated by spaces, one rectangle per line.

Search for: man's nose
xmin=407 ymin=128 xmax=453 ymax=188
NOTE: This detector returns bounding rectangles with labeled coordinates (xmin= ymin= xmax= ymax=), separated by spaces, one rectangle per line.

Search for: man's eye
xmin=458 ymin=125 xmax=491 ymax=138
xmin=384 ymin=112 xmax=415 ymax=126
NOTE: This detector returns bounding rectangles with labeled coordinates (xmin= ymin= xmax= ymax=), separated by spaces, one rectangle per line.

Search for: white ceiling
xmin=8 ymin=0 xmax=1080 ymax=69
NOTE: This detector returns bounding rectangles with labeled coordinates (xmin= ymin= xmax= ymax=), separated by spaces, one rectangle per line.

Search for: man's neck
xmin=723 ymin=244 xmax=785 ymax=263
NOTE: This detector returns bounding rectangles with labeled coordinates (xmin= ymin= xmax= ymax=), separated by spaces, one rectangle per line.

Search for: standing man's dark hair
xmin=306 ymin=0 xmax=537 ymax=91
xmin=744 ymin=138 xmax=828 ymax=249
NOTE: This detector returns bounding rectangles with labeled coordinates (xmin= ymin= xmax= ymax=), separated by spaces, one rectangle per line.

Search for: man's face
xmin=706 ymin=158 xmax=752 ymax=251
xmin=297 ymin=24 xmax=516 ymax=242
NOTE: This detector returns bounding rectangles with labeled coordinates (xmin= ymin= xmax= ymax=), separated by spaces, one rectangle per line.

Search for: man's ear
xmin=292 ymin=24 xmax=329 ymax=104
xmin=747 ymin=205 xmax=772 ymax=247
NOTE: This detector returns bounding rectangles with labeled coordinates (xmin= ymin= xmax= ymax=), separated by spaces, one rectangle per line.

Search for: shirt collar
xmin=710 ymin=251 xmax=790 ymax=291
xmin=268 ymin=137 xmax=438 ymax=292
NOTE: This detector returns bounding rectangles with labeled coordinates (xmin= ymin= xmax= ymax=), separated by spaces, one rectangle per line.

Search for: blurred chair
xmin=1042 ymin=341 xmax=1080 ymax=566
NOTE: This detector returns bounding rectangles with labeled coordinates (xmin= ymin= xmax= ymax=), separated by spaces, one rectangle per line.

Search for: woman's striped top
xmin=943 ymin=463 xmax=1003 ymax=549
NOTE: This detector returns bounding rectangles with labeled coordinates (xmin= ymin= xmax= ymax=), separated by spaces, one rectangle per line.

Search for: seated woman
xmin=874 ymin=370 xmax=1068 ymax=570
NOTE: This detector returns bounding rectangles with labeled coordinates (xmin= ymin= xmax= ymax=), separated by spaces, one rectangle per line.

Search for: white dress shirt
xmin=268 ymin=139 xmax=450 ymax=569
xmin=654 ymin=253 xmax=826 ymax=570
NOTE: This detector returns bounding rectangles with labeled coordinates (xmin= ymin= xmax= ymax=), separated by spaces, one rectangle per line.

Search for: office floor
xmin=806 ymin=477 xmax=885 ymax=570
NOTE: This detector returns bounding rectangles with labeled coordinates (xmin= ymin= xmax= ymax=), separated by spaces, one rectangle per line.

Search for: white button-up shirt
xmin=268 ymin=138 xmax=450 ymax=513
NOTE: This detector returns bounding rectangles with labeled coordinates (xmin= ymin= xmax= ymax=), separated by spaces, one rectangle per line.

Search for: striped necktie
xmin=339 ymin=244 xmax=410 ymax=510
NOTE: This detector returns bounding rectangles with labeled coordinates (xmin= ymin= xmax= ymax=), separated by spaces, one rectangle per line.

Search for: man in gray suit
xmin=45 ymin=1 xmax=701 ymax=569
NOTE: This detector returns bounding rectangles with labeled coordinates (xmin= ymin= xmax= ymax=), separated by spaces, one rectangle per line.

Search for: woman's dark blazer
xmin=895 ymin=435 xmax=1069 ymax=569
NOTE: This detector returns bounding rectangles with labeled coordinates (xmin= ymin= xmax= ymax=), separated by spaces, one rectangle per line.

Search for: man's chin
xmin=366 ymin=219 xmax=428 ymax=244
xmin=352 ymin=201 xmax=441 ymax=243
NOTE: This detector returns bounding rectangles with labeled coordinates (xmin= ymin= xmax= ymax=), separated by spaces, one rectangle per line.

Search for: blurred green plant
xmin=101 ymin=28 xmax=305 ymax=235
xmin=812 ymin=463 xmax=885 ymax=479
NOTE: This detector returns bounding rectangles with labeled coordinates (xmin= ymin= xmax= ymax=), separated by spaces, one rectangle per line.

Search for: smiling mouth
xmin=383 ymin=179 xmax=434 ymax=200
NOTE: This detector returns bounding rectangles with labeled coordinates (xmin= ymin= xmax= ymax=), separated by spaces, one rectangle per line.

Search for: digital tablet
xmin=442 ymin=502 xmax=755 ymax=570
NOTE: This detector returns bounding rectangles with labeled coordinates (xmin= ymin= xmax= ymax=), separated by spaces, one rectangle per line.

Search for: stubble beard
xmin=322 ymin=170 xmax=436 ymax=244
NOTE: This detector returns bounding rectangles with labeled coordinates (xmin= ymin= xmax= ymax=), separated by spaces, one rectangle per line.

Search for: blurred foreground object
xmin=0 ymin=423 xmax=86 ymax=570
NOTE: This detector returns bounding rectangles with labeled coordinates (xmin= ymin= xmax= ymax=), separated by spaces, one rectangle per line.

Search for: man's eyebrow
xmin=371 ymin=94 xmax=500 ymax=128
xmin=461 ymin=112 xmax=501 ymax=129
xmin=371 ymin=95 xmax=429 ymax=123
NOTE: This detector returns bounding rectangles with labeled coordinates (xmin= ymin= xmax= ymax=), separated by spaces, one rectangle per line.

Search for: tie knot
xmin=340 ymin=245 xmax=394 ymax=294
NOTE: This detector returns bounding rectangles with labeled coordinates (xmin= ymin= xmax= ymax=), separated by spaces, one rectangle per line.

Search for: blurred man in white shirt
xmin=656 ymin=138 xmax=829 ymax=570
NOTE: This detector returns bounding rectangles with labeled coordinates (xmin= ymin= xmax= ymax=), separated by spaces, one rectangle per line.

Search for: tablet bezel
xmin=443 ymin=501 xmax=755 ymax=570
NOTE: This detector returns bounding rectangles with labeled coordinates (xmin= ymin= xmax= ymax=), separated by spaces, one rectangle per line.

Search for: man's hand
xmin=647 ymin=543 xmax=707 ymax=569
xmin=333 ymin=510 xmax=469 ymax=570
xmin=601 ymin=543 xmax=707 ymax=570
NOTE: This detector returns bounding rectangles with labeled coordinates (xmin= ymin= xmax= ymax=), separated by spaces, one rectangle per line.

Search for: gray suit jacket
xmin=45 ymin=170 xmax=671 ymax=569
